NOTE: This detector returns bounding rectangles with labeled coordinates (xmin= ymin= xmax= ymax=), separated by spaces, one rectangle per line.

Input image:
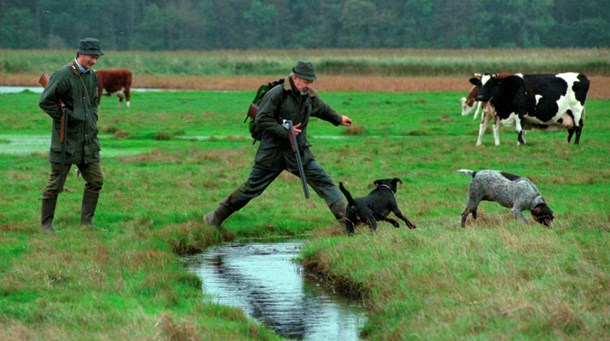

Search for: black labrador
xmin=339 ymin=178 xmax=416 ymax=236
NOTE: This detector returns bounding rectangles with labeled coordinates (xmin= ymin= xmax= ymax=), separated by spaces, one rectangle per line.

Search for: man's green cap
xmin=77 ymin=38 xmax=104 ymax=56
xmin=293 ymin=61 xmax=317 ymax=81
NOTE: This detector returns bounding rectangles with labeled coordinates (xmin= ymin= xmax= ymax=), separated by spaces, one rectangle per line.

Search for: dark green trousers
xmin=43 ymin=161 xmax=104 ymax=194
xmin=225 ymin=160 xmax=342 ymax=211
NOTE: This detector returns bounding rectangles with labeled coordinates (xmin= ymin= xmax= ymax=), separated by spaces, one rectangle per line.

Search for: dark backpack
xmin=245 ymin=78 xmax=284 ymax=143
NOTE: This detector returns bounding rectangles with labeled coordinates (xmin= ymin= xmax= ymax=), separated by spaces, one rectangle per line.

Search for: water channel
xmin=183 ymin=241 xmax=367 ymax=341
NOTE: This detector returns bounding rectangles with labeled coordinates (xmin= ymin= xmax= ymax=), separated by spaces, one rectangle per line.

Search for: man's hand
xmin=62 ymin=106 xmax=78 ymax=123
xmin=292 ymin=122 xmax=302 ymax=135
xmin=283 ymin=120 xmax=303 ymax=136
xmin=341 ymin=115 xmax=352 ymax=126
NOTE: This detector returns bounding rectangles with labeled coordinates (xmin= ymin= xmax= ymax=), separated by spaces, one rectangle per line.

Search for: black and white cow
xmin=470 ymin=73 xmax=589 ymax=145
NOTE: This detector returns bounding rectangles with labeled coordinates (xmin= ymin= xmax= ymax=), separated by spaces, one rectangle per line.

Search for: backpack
xmin=245 ymin=78 xmax=285 ymax=143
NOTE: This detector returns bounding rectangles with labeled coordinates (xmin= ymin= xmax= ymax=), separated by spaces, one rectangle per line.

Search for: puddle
xmin=0 ymin=135 xmax=50 ymax=155
xmin=183 ymin=241 xmax=367 ymax=340
xmin=0 ymin=86 xmax=164 ymax=94
xmin=0 ymin=134 xmax=145 ymax=156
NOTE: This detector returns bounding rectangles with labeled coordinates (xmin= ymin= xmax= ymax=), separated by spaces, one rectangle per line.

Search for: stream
xmin=183 ymin=241 xmax=367 ymax=340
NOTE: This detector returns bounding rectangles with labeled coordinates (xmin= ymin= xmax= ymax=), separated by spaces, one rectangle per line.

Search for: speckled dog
xmin=339 ymin=178 xmax=416 ymax=236
xmin=458 ymin=169 xmax=554 ymax=227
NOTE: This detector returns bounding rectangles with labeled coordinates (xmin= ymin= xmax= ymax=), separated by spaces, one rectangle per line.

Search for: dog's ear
xmin=393 ymin=178 xmax=403 ymax=185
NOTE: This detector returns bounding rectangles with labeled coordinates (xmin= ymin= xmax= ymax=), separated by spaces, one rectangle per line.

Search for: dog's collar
xmin=530 ymin=195 xmax=545 ymax=210
xmin=378 ymin=184 xmax=396 ymax=196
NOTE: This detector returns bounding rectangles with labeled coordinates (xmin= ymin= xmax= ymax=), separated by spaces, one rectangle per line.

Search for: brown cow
xmin=96 ymin=69 xmax=132 ymax=108
xmin=460 ymin=73 xmax=513 ymax=146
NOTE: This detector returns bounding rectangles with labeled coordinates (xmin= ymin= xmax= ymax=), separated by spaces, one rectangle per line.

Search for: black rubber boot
xmin=329 ymin=199 xmax=347 ymax=222
xmin=203 ymin=199 xmax=235 ymax=228
xmin=41 ymin=192 xmax=58 ymax=232
xmin=80 ymin=190 xmax=101 ymax=228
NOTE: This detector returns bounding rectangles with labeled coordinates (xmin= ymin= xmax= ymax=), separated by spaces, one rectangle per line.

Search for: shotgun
xmin=283 ymin=120 xmax=310 ymax=199
xmin=38 ymin=72 xmax=67 ymax=192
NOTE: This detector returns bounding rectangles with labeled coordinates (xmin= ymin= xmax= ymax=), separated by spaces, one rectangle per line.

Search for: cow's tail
xmin=457 ymin=169 xmax=476 ymax=178
xmin=339 ymin=182 xmax=356 ymax=206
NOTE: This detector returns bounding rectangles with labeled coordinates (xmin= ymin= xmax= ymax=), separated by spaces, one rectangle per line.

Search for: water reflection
xmin=184 ymin=241 xmax=366 ymax=341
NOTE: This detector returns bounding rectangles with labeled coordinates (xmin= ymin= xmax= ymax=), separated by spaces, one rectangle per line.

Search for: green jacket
xmin=39 ymin=60 xmax=101 ymax=164
xmin=254 ymin=76 xmax=343 ymax=171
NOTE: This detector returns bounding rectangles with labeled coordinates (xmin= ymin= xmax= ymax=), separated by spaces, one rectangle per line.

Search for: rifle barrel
xmin=287 ymin=120 xmax=310 ymax=199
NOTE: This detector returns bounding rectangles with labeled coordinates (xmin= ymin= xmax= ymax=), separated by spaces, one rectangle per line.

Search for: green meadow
xmin=0 ymin=88 xmax=608 ymax=340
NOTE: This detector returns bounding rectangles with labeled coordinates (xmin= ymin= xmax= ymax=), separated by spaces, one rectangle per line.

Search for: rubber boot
xmin=329 ymin=199 xmax=347 ymax=222
xmin=41 ymin=191 xmax=58 ymax=232
xmin=80 ymin=189 xmax=101 ymax=229
xmin=203 ymin=199 xmax=235 ymax=228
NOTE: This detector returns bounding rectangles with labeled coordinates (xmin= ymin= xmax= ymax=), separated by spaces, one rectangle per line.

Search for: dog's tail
xmin=457 ymin=169 xmax=476 ymax=178
xmin=339 ymin=182 xmax=356 ymax=206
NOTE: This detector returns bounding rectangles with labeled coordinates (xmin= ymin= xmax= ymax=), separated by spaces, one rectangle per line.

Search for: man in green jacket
xmin=204 ymin=61 xmax=352 ymax=228
xmin=39 ymin=38 xmax=105 ymax=232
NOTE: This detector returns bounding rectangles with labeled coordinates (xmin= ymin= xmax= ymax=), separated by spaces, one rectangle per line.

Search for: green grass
xmin=0 ymin=89 xmax=608 ymax=340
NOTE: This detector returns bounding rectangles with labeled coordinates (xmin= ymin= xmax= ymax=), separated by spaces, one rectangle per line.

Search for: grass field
xmin=1 ymin=85 xmax=608 ymax=340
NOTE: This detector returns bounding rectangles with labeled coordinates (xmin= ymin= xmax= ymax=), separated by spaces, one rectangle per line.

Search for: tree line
xmin=1 ymin=0 xmax=608 ymax=51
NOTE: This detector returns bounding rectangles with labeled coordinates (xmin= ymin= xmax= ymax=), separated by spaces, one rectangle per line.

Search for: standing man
xmin=204 ymin=61 xmax=352 ymax=227
xmin=39 ymin=38 xmax=105 ymax=232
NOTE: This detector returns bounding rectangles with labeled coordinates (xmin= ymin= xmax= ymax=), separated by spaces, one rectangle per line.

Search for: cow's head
xmin=470 ymin=73 xmax=499 ymax=102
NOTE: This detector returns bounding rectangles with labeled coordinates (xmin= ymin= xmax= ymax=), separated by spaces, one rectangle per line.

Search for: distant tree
xmin=0 ymin=6 xmax=39 ymax=48
xmin=132 ymin=4 xmax=166 ymax=50
xmin=0 ymin=0 xmax=608 ymax=50
xmin=337 ymin=0 xmax=378 ymax=47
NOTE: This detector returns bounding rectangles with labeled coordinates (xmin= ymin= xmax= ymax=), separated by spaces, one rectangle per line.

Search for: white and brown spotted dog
xmin=458 ymin=169 xmax=554 ymax=227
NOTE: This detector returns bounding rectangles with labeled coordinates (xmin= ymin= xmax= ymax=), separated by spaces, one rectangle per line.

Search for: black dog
xmin=339 ymin=178 xmax=416 ymax=236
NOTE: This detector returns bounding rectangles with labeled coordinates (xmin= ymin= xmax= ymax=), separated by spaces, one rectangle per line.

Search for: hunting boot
xmin=203 ymin=199 xmax=235 ymax=228
xmin=80 ymin=189 xmax=102 ymax=229
xmin=41 ymin=191 xmax=58 ymax=232
xmin=329 ymin=199 xmax=347 ymax=222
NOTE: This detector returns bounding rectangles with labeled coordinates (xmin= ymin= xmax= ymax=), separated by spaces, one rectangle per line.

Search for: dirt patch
xmin=133 ymin=75 xmax=610 ymax=99
xmin=3 ymin=74 xmax=609 ymax=99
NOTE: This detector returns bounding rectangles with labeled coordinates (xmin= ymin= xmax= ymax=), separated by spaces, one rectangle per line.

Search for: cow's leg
xmin=573 ymin=125 xmax=583 ymax=144
xmin=477 ymin=121 xmax=486 ymax=146
xmin=125 ymin=87 xmax=131 ymax=109
xmin=567 ymin=128 xmax=575 ymax=144
xmin=479 ymin=110 xmax=493 ymax=146
xmin=514 ymin=118 xmax=525 ymax=145
xmin=569 ymin=114 xmax=584 ymax=144
xmin=117 ymin=95 xmax=124 ymax=109
xmin=473 ymin=102 xmax=482 ymax=120
xmin=492 ymin=117 xmax=501 ymax=146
